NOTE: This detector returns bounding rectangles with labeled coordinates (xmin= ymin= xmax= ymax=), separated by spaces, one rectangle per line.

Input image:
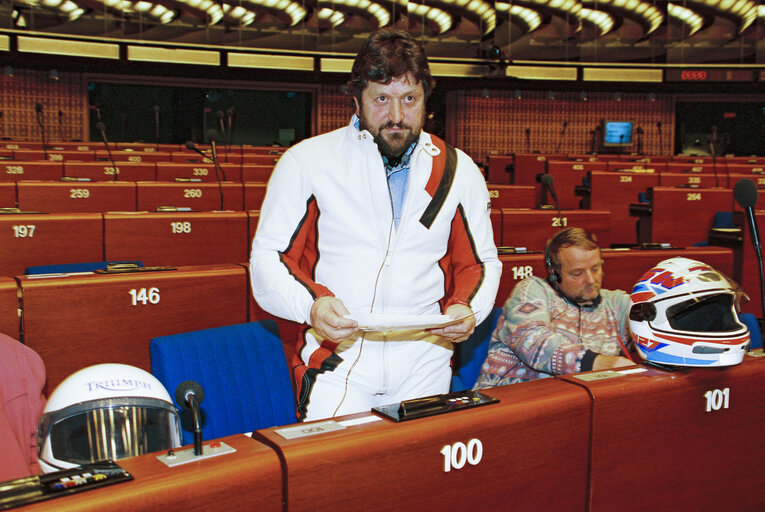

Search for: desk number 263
xmin=440 ymin=439 xmax=483 ymax=472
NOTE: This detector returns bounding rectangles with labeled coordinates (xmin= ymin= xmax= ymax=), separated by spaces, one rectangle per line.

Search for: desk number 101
xmin=703 ymin=387 xmax=730 ymax=412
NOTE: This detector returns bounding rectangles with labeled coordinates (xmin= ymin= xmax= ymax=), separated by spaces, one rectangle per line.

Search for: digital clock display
xmin=665 ymin=69 xmax=754 ymax=82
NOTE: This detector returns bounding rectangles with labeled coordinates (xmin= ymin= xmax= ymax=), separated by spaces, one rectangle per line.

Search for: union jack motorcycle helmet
xmin=629 ymin=257 xmax=750 ymax=367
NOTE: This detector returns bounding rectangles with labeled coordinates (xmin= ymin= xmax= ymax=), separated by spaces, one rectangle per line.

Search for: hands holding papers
xmin=310 ymin=297 xmax=476 ymax=343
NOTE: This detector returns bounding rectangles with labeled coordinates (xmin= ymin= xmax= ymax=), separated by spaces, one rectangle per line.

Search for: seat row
xmin=0 ymin=246 xmax=734 ymax=396
xmin=0 ymin=182 xmax=536 ymax=213
xmin=1 ymin=160 xmax=276 ymax=182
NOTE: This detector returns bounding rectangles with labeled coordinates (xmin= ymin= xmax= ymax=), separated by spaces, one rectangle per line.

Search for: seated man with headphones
xmin=474 ymin=227 xmax=634 ymax=388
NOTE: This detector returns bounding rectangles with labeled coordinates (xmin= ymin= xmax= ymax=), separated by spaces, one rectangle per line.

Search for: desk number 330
xmin=440 ymin=439 xmax=483 ymax=472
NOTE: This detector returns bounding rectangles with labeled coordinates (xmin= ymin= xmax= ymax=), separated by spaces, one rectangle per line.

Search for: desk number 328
xmin=440 ymin=439 xmax=483 ymax=472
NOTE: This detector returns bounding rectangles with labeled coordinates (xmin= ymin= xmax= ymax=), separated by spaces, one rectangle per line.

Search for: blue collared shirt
xmin=354 ymin=115 xmax=416 ymax=229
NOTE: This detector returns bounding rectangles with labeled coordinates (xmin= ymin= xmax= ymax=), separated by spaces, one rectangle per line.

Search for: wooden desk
xmin=19 ymin=264 xmax=248 ymax=394
xmin=496 ymin=252 xmax=545 ymax=305
xmin=726 ymin=163 xmax=765 ymax=175
xmin=560 ymin=355 xmax=765 ymax=511
xmin=17 ymin=181 xmax=137 ymax=213
xmin=1 ymin=161 xmax=64 ymax=182
xmin=486 ymin=154 xmax=513 ymax=184
xmin=501 ymin=209 xmax=611 ymax=251
xmin=632 ymin=187 xmax=733 ymax=247
xmin=512 ymin=153 xmax=548 ymax=186
xmin=155 ymin=162 xmax=242 ymax=183
xmin=94 ymin=150 xmax=172 ymax=163
xmin=0 ymin=182 xmax=15 ymax=207
xmin=63 ymin=161 xmax=157 ymax=181
xmin=241 ymin=164 xmax=274 ymax=183
xmin=588 ymin=171 xmax=660 ymax=246
xmin=135 ymin=182 xmax=244 ymax=211
xmin=547 ymin=160 xmax=608 ymax=210
xmin=0 ymin=213 xmax=103 ymax=276
xmin=20 ymin=434 xmax=282 ymax=511
xmin=665 ymin=162 xmax=718 ymax=174
xmin=659 ymin=172 xmax=719 ymax=188
xmin=607 ymin=161 xmax=667 ymax=173
xmin=0 ymin=276 xmax=19 ymax=339
xmin=104 ymin=211 xmax=249 ymax=267
xmin=600 ymin=246 xmax=733 ymax=293
xmin=486 ymin=184 xmax=535 ymax=209
xmin=241 ymin=154 xmax=282 ymax=166
xmin=244 ymin=183 xmax=267 ymax=211
xmin=254 ymin=378 xmax=591 ymax=512
xmin=13 ymin=149 xmax=95 ymax=162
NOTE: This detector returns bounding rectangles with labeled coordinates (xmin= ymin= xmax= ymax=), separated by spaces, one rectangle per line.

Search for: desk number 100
xmin=440 ymin=439 xmax=483 ymax=472
xmin=703 ymin=387 xmax=730 ymax=412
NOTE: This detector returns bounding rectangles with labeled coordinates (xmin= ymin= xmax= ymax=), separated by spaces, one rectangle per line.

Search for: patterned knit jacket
xmin=474 ymin=276 xmax=630 ymax=388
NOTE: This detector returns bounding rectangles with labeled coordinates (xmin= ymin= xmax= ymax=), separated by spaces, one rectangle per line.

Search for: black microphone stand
xmin=35 ymin=104 xmax=48 ymax=160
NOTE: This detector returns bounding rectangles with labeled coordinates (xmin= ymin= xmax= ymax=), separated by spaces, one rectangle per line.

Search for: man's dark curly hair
xmin=347 ymin=28 xmax=434 ymax=102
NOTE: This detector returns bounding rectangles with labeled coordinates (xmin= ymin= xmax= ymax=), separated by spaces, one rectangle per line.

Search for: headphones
xmin=544 ymin=231 xmax=563 ymax=284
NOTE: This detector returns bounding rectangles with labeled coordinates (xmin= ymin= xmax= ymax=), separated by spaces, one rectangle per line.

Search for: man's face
xmin=355 ymin=72 xmax=426 ymax=160
xmin=556 ymin=246 xmax=603 ymax=304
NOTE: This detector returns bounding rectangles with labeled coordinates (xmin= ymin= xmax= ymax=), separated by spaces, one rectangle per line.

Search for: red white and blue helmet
xmin=629 ymin=257 xmax=750 ymax=367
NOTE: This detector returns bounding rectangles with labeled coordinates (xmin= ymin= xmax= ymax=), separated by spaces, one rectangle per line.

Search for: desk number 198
xmin=440 ymin=439 xmax=483 ymax=472
xmin=703 ymin=387 xmax=729 ymax=412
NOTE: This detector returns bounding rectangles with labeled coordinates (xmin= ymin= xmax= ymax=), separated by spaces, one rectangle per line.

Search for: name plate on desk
xmin=275 ymin=420 xmax=346 ymax=440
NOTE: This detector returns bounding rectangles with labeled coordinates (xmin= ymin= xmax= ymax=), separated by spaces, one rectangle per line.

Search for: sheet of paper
xmin=344 ymin=312 xmax=466 ymax=331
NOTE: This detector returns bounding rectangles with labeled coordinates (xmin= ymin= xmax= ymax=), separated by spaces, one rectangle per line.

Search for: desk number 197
xmin=440 ymin=439 xmax=483 ymax=472
xmin=703 ymin=387 xmax=729 ymax=412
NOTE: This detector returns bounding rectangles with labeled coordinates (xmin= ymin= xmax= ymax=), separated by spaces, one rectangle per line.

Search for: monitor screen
xmin=603 ymin=121 xmax=634 ymax=146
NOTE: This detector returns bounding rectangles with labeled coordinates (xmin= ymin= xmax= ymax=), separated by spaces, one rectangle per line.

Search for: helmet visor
xmin=666 ymin=293 xmax=741 ymax=333
xmin=42 ymin=397 xmax=180 ymax=466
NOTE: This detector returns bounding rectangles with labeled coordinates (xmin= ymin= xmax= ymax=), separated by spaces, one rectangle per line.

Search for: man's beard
xmin=372 ymin=121 xmax=421 ymax=161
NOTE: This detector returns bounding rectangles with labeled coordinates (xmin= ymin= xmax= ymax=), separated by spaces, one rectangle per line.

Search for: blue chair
xmin=150 ymin=320 xmax=295 ymax=445
xmin=450 ymin=307 xmax=503 ymax=392
xmin=739 ymin=313 xmax=762 ymax=350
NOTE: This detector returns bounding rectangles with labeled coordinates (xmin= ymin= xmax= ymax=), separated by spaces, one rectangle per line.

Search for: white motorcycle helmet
xmin=629 ymin=257 xmax=750 ymax=367
xmin=38 ymin=363 xmax=181 ymax=473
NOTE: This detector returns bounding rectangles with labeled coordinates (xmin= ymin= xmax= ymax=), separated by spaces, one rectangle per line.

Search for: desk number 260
xmin=440 ymin=439 xmax=483 ymax=472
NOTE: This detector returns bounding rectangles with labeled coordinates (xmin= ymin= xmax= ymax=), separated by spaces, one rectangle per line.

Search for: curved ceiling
xmin=1 ymin=0 xmax=764 ymax=62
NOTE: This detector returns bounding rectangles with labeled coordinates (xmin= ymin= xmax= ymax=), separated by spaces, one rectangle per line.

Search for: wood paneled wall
xmin=0 ymin=69 xmax=87 ymax=142
xmin=447 ymin=89 xmax=674 ymax=165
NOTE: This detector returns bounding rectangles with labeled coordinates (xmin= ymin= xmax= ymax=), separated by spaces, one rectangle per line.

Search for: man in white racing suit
xmin=250 ymin=28 xmax=501 ymax=421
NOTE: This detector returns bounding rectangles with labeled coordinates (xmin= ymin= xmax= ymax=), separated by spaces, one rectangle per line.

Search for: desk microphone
xmin=226 ymin=107 xmax=235 ymax=147
xmin=216 ymin=111 xmax=228 ymax=162
xmin=554 ymin=121 xmax=568 ymax=153
xmin=153 ymin=105 xmax=160 ymax=151
xmin=734 ymin=178 xmax=765 ymax=321
xmin=96 ymin=121 xmax=118 ymax=182
xmin=175 ymin=381 xmax=205 ymax=456
xmin=35 ymin=103 xmax=48 ymax=160
xmin=185 ymin=140 xmax=209 ymax=162
xmin=541 ymin=173 xmax=562 ymax=226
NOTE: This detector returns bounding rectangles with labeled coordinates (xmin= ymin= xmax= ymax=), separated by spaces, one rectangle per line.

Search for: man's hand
xmin=592 ymin=354 xmax=635 ymax=371
xmin=310 ymin=296 xmax=358 ymax=343
xmin=427 ymin=304 xmax=476 ymax=343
